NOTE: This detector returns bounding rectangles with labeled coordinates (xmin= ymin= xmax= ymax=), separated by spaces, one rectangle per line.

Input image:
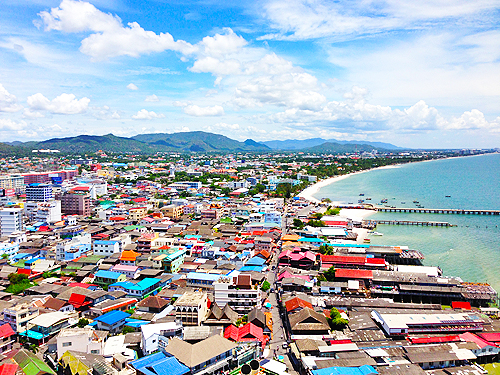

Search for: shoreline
xmin=297 ymin=164 xmax=401 ymax=204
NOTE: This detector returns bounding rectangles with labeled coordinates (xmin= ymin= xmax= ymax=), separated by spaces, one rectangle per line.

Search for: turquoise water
xmin=313 ymin=153 xmax=500 ymax=291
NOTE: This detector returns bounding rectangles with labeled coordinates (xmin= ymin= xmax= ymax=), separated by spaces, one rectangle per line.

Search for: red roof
xmin=324 ymin=221 xmax=348 ymax=227
xmin=132 ymin=197 xmax=147 ymax=203
xmin=0 ymin=323 xmax=15 ymax=339
xmin=321 ymin=255 xmax=385 ymax=267
xmin=479 ymin=332 xmax=500 ymax=343
xmin=335 ymin=268 xmax=373 ymax=279
xmin=71 ymin=186 xmax=90 ymax=191
xmin=285 ymin=297 xmax=313 ymax=312
xmin=409 ymin=335 xmax=461 ymax=344
xmin=452 ymin=301 xmax=471 ymax=310
xmin=0 ymin=364 xmax=18 ymax=375
xmin=68 ymin=293 xmax=90 ymax=309
xmin=460 ymin=332 xmax=496 ymax=348
xmin=109 ymin=216 xmax=127 ymax=221
xmin=224 ymin=323 xmax=267 ymax=344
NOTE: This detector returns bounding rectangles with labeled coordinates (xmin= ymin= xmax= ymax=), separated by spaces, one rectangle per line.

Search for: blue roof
xmin=131 ymin=353 xmax=189 ymax=375
xmin=186 ymin=272 xmax=221 ymax=282
xmin=125 ymin=318 xmax=150 ymax=328
xmin=245 ymin=257 xmax=266 ymax=266
xmin=94 ymin=310 xmax=130 ymax=325
xmin=298 ymin=237 xmax=325 ymax=243
xmin=239 ymin=266 xmax=263 ymax=272
xmin=94 ymin=240 xmax=118 ymax=245
xmin=312 ymin=365 xmax=377 ymax=375
xmin=95 ymin=270 xmax=123 ymax=280
xmin=110 ymin=278 xmax=161 ymax=291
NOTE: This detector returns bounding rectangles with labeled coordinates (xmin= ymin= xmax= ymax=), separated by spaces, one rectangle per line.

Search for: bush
xmin=327 ymin=308 xmax=349 ymax=330
xmin=122 ymin=326 xmax=135 ymax=334
xmin=261 ymin=280 xmax=271 ymax=292
xmin=77 ymin=318 xmax=89 ymax=328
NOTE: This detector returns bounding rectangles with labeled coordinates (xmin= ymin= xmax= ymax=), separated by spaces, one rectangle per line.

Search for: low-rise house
xmin=289 ymin=308 xmax=330 ymax=336
xmin=93 ymin=270 xmax=127 ymax=288
xmin=42 ymin=297 xmax=74 ymax=313
xmin=3 ymin=302 xmax=39 ymax=333
xmin=131 ymin=352 xmax=189 ymax=375
xmin=163 ymin=335 xmax=237 ymax=374
xmin=93 ymin=310 xmax=130 ymax=334
xmin=204 ymin=303 xmax=239 ymax=327
xmin=174 ymin=291 xmax=209 ymax=326
xmin=111 ymin=264 xmax=140 ymax=279
xmin=20 ymin=311 xmax=73 ymax=345
xmin=87 ymin=297 xmax=137 ymax=318
xmin=0 ymin=323 xmax=15 ymax=355
xmin=13 ymin=349 xmax=55 ymax=375
xmin=93 ymin=240 xmax=120 ymax=257
xmin=109 ymin=277 xmax=162 ymax=300
xmin=56 ymin=327 xmax=107 ymax=358
xmin=141 ymin=321 xmax=183 ymax=355
xmin=136 ymin=295 xmax=169 ymax=313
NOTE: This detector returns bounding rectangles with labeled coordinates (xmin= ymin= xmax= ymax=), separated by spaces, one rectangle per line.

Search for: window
xmin=90 ymin=350 xmax=99 ymax=354
xmin=63 ymin=342 xmax=72 ymax=347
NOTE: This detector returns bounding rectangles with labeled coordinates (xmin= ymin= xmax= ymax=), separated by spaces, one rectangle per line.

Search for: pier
xmin=376 ymin=207 xmax=500 ymax=215
xmin=375 ymin=220 xmax=454 ymax=227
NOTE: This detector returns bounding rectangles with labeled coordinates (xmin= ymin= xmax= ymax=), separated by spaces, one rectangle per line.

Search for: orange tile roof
xmin=120 ymin=250 xmax=140 ymax=261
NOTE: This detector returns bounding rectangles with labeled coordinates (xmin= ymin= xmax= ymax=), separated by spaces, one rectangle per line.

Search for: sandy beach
xmin=297 ymin=164 xmax=401 ymax=204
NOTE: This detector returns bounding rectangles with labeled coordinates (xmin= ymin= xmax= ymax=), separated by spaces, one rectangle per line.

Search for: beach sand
xmin=297 ymin=164 xmax=401 ymax=204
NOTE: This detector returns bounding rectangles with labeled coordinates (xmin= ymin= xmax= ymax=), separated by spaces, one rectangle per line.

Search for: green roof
xmin=123 ymin=225 xmax=145 ymax=231
xmin=76 ymin=255 xmax=104 ymax=264
xmin=14 ymin=349 xmax=55 ymax=375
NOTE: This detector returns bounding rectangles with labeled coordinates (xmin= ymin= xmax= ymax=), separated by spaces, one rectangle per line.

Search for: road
xmin=266 ymin=242 xmax=300 ymax=375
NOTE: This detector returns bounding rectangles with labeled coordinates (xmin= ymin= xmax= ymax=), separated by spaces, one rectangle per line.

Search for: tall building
xmin=25 ymin=183 xmax=53 ymax=202
xmin=0 ymin=207 xmax=24 ymax=236
xmin=0 ymin=174 xmax=25 ymax=193
xmin=60 ymin=190 xmax=92 ymax=216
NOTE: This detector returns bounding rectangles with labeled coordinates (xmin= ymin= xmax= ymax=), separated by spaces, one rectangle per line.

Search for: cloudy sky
xmin=1 ymin=0 xmax=499 ymax=148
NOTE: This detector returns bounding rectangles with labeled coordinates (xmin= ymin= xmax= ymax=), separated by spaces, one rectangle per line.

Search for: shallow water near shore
xmin=313 ymin=153 xmax=500 ymax=291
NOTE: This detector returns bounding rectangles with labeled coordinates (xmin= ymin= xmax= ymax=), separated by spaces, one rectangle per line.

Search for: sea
xmin=313 ymin=153 xmax=500 ymax=292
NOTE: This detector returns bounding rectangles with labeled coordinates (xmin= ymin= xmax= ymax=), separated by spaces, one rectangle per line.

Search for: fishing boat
xmin=366 ymin=198 xmax=372 ymax=200
xmin=359 ymin=193 xmax=365 ymax=196
xmin=381 ymin=198 xmax=388 ymax=203
xmin=358 ymin=199 xmax=364 ymax=203
xmin=371 ymin=232 xmax=383 ymax=236
xmin=413 ymin=200 xmax=419 ymax=203
xmin=445 ymin=195 xmax=451 ymax=198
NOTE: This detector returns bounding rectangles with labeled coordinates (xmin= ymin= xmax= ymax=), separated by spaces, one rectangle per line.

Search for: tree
xmin=312 ymin=212 xmax=323 ymax=219
xmin=122 ymin=326 xmax=135 ymax=334
xmin=292 ymin=218 xmax=304 ymax=229
xmin=1 ymin=254 xmax=8 ymax=260
xmin=323 ymin=266 xmax=336 ymax=282
xmin=327 ymin=307 xmax=349 ymax=330
xmin=307 ymin=219 xmax=326 ymax=227
xmin=261 ymin=280 xmax=271 ymax=292
xmin=77 ymin=318 xmax=89 ymax=328
xmin=318 ymin=244 xmax=334 ymax=255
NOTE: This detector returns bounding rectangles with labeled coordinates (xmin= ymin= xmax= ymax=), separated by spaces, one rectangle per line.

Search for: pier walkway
xmin=376 ymin=207 xmax=500 ymax=215
xmin=375 ymin=220 xmax=454 ymax=227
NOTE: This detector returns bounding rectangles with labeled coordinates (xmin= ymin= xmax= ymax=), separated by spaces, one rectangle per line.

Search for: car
xmin=270 ymin=288 xmax=275 ymax=293
xmin=282 ymin=343 xmax=288 ymax=349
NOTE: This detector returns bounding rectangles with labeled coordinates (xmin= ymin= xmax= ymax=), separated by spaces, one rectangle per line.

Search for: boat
xmin=445 ymin=195 xmax=451 ymax=198
xmin=413 ymin=200 xmax=419 ymax=203
xmin=359 ymin=193 xmax=365 ymax=196
xmin=371 ymin=232 xmax=383 ymax=236
xmin=363 ymin=238 xmax=371 ymax=243
xmin=401 ymin=202 xmax=406 ymax=204
xmin=358 ymin=199 xmax=364 ymax=203
xmin=366 ymin=198 xmax=371 ymax=200
xmin=381 ymin=199 xmax=388 ymax=203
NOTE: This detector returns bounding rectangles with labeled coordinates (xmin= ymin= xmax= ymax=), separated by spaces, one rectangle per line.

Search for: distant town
xmin=0 ymin=146 xmax=497 ymax=375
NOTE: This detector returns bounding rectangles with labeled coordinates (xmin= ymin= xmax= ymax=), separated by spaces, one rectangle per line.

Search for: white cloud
xmin=0 ymin=84 xmax=23 ymax=113
xmin=23 ymin=108 xmax=44 ymax=119
xmin=260 ymin=0 xmax=500 ymax=40
xmin=132 ymin=109 xmax=165 ymax=120
xmin=173 ymin=101 xmax=190 ymax=107
xmin=145 ymin=94 xmax=159 ymax=102
xmin=92 ymin=106 xmax=121 ymax=120
xmin=190 ymin=57 xmax=242 ymax=76
xmin=27 ymin=92 xmax=90 ymax=114
xmin=183 ymin=105 xmax=225 ymax=117
xmin=127 ymin=83 xmax=138 ymax=90
xmin=38 ymin=0 xmax=197 ymax=60
xmin=198 ymin=28 xmax=247 ymax=57
xmin=0 ymin=118 xmax=27 ymax=131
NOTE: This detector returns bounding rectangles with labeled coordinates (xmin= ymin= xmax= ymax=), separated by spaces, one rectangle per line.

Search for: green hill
xmin=7 ymin=131 xmax=271 ymax=154
xmin=131 ymin=131 xmax=270 ymax=152
xmin=304 ymin=142 xmax=387 ymax=154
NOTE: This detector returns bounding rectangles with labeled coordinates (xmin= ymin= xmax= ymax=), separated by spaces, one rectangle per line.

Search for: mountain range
xmin=263 ymin=138 xmax=401 ymax=150
xmin=0 ymin=132 xmax=401 ymax=155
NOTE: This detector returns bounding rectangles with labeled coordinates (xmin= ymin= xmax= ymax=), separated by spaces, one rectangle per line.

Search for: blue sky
xmin=0 ymin=0 xmax=499 ymax=148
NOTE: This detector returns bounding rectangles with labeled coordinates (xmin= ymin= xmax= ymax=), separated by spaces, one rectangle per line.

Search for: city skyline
xmin=1 ymin=0 xmax=499 ymax=148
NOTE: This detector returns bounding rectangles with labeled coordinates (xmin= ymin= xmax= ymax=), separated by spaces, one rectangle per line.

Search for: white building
xmin=93 ymin=240 xmax=120 ymax=257
xmin=56 ymin=233 xmax=92 ymax=261
xmin=35 ymin=201 xmax=62 ymax=224
xmin=141 ymin=322 xmax=183 ymax=355
xmin=25 ymin=183 xmax=53 ymax=202
xmin=214 ymin=274 xmax=262 ymax=314
xmin=0 ymin=207 xmax=23 ymax=236
xmin=56 ymin=327 xmax=106 ymax=358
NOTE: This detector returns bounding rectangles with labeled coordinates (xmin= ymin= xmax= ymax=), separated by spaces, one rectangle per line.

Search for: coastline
xmin=297 ymin=164 xmax=401 ymax=204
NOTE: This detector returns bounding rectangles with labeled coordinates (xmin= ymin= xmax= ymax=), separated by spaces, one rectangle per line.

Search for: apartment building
xmin=214 ymin=274 xmax=262 ymax=314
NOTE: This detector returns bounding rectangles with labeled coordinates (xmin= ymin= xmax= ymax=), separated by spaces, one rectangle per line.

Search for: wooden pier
xmin=375 ymin=220 xmax=454 ymax=227
xmin=377 ymin=207 xmax=500 ymax=215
